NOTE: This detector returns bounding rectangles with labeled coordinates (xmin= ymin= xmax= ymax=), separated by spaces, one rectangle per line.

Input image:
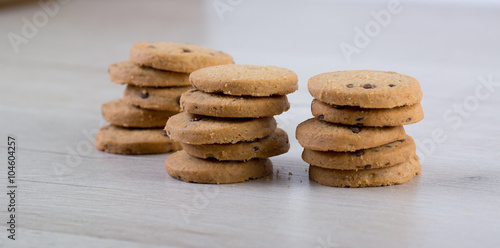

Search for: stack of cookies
xmin=95 ymin=42 xmax=234 ymax=155
xmin=164 ymin=64 xmax=298 ymax=184
xmin=296 ymin=70 xmax=423 ymax=187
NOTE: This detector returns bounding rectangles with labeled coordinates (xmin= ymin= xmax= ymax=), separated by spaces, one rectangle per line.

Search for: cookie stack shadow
xmin=164 ymin=64 xmax=298 ymax=184
xmin=95 ymin=42 xmax=233 ymax=155
xmin=296 ymin=70 xmax=424 ymax=187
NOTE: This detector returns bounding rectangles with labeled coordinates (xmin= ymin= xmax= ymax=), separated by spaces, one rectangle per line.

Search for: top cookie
xmin=130 ymin=42 xmax=234 ymax=73
xmin=308 ymin=70 xmax=423 ymax=108
xmin=189 ymin=64 xmax=299 ymax=96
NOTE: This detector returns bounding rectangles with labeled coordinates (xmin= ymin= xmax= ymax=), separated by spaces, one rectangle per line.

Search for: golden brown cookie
xmin=302 ymin=135 xmax=415 ymax=170
xmin=181 ymin=128 xmax=289 ymax=161
xmin=130 ymin=42 xmax=234 ymax=73
xmin=295 ymin=118 xmax=406 ymax=152
xmin=308 ymin=70 xmax=423 ymax=108
xmin=189 ymin=64 xmax=298 ymax=96
xmin=311 ymin=99 xmax=424 ymax=127
xmin=165 ymin=112 xmax=277 ymax=145
xmin=102 ymin=99 xmax=176 ymax=128
xmin=180 ymin=89 xmax=290 ymax=118
xmin=108 ymin=61 xmax=190 ymax=87
xmin=309 ymin=155 xmax=421 ymax=187
xmin=95 ymin=125 xmax=181 ymax=155
xmin=165 ymin=151 xmax=273 ymax=184
xmin=123 ymin=84 xmax=193 ymax=111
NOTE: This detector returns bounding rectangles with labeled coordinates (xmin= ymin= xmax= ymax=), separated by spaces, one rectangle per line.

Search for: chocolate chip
xmin=253 ymin=146 xmax=260 ymax=151
xmin=389 ymin=84 xmax=396 ymax=87
xmin=349 ymin=126 xmax=361 ymax=133
xmin=147 ymin=45 xmax=156 ymax=49
xmin=355 ymin=117 xmax=364 ymax=121
xmin=161 ymin=129 xmax=169 ymax=136
xmin=385 ymin=162 xmax=390 ymax=166
xmin=176 ymin=96 xmax=181 ymax=105
xmin=374 ymin=149 xmax=380 ymax=152
xmin=364 ymin=165 xmax=372 ymax=169
xmin=333 ymin=105 xmax=346 ymax=110
xmin=397 ymin=139 xmax=406 ymax=142
xmin=190 ymin=117 xmax=202 ymax=122
xmin=346 ymin=84 xmax=354 ymax=88
xmin=188 ymin=89 xmax=199 ymax=93
xmin=167 ymin=130 xmax=171 ymax=136
xmin=354 ymin=150 xmax=364 ymax=157
xmin=363 ymin=84 xmax=376 ymax=89
xmin=318 ymin=115 xmax=324 ymax=120
xmin=406 ymin=117 xmax=412 ymax=122
xmin=209 ymin=52 xmax=215 ymax=56
xmin=385 ymin=145 xmax=392 ymax=148
xmin=140 ymin=91 xmax=149 ymax=99
xmin=182 ymin=48 xmax=191 ymax=53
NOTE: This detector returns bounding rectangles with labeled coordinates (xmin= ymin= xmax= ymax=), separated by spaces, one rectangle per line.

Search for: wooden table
xmin=1 ymin=0 xmax=499 ymax=247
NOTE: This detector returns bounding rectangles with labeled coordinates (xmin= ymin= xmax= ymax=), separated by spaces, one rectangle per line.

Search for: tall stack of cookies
xmin=296 ymin=70 xmax=423 ymax=187
xmin=164 ymin=64 xmax=298 ymax=184
xmin=95 ymin=42 xmax=233 ymax=155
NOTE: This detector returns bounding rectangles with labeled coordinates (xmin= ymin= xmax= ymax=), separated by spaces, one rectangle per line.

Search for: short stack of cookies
xmin=296 ymin=70 xmax=423 ymax=187
xmin=164 ymin=64 xmax=298 ymax=184
xmin=95 ymin=42 xmax=233 ymax=155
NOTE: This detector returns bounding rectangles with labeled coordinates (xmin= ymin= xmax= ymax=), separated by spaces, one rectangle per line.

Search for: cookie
xmin=108 ymin=61 xmax=190 ymax=87
xmin=296 ymin=118 xmax=406 ymax=152
xmin=189 ymin=64 xmax=298 ymax=96
xmin=309 ymin=155 xmax=421 ymax=187
xmin=181 ymin=128 xmax=290 ymax=161
xmin=311 ymin=100 xmax=424 ymax=127
xmin=165 ymin=151 xmax=272 ymax=184
xmin=102 ymin=99 xmax=176 ymax=128
xmin=308 ymin=70 xmax=423 ymax=108
xmin=123 ymin=84 xmax=193 ymax=112
xmin=95 ymin=125 xmax=181 ymax=155
xmin=165 ymin=112 xmax=277 ymax=145
xmin=180 ymin=89 xmax=290 ymax=118
xmin=130 ymin=42 xmax=234 ymax=73
xmin=302 ymin=135 xmax=415 ymax=170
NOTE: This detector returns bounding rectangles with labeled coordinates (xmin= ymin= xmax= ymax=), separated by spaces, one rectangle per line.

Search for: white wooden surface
xmin=1 ymin=0 xmax=500 ymax=247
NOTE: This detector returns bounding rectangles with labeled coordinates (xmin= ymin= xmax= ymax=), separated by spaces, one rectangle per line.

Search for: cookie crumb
xmin=288 ymin=172 xmax=293 ymax=175
xmin=300 ymin=180 xmax=303 ymax=183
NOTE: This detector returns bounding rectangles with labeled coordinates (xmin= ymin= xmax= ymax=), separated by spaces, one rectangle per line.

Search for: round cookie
xmin=189 ymin=64 xmax=298 ymax=96
xmin=123 ymin=85 xmax=193 ymax=112
xmin=108 ymin=61 xmax=191 ymax=87
xmin=180 ymin=89 xmax=290 ymax=118
xmin=311 ymin=100 xmax=424 ymax=127
xmin=165 ymin=151 xmax=273 ymax=184
xmin=302 ymin=135 xmax=415 ymax=170
xmin=181 ymin=128 xmax=290 ymax=161
xmin=102 ymin=99 xmax=177 ymax=128
xmin=308 ymin=70 xmax=423 ymax=108
xmin=130 ymin=42 xmax=234 ymax=73
xmin=309 ymin=155 xmax=421 ymax=188
xmin=95 ymin=125 xmax=181 ymax=155
xmin=165 ymin=112 xmax=277 ymax=145
xmin=296 ymin=118 xmax=406 ymax=152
